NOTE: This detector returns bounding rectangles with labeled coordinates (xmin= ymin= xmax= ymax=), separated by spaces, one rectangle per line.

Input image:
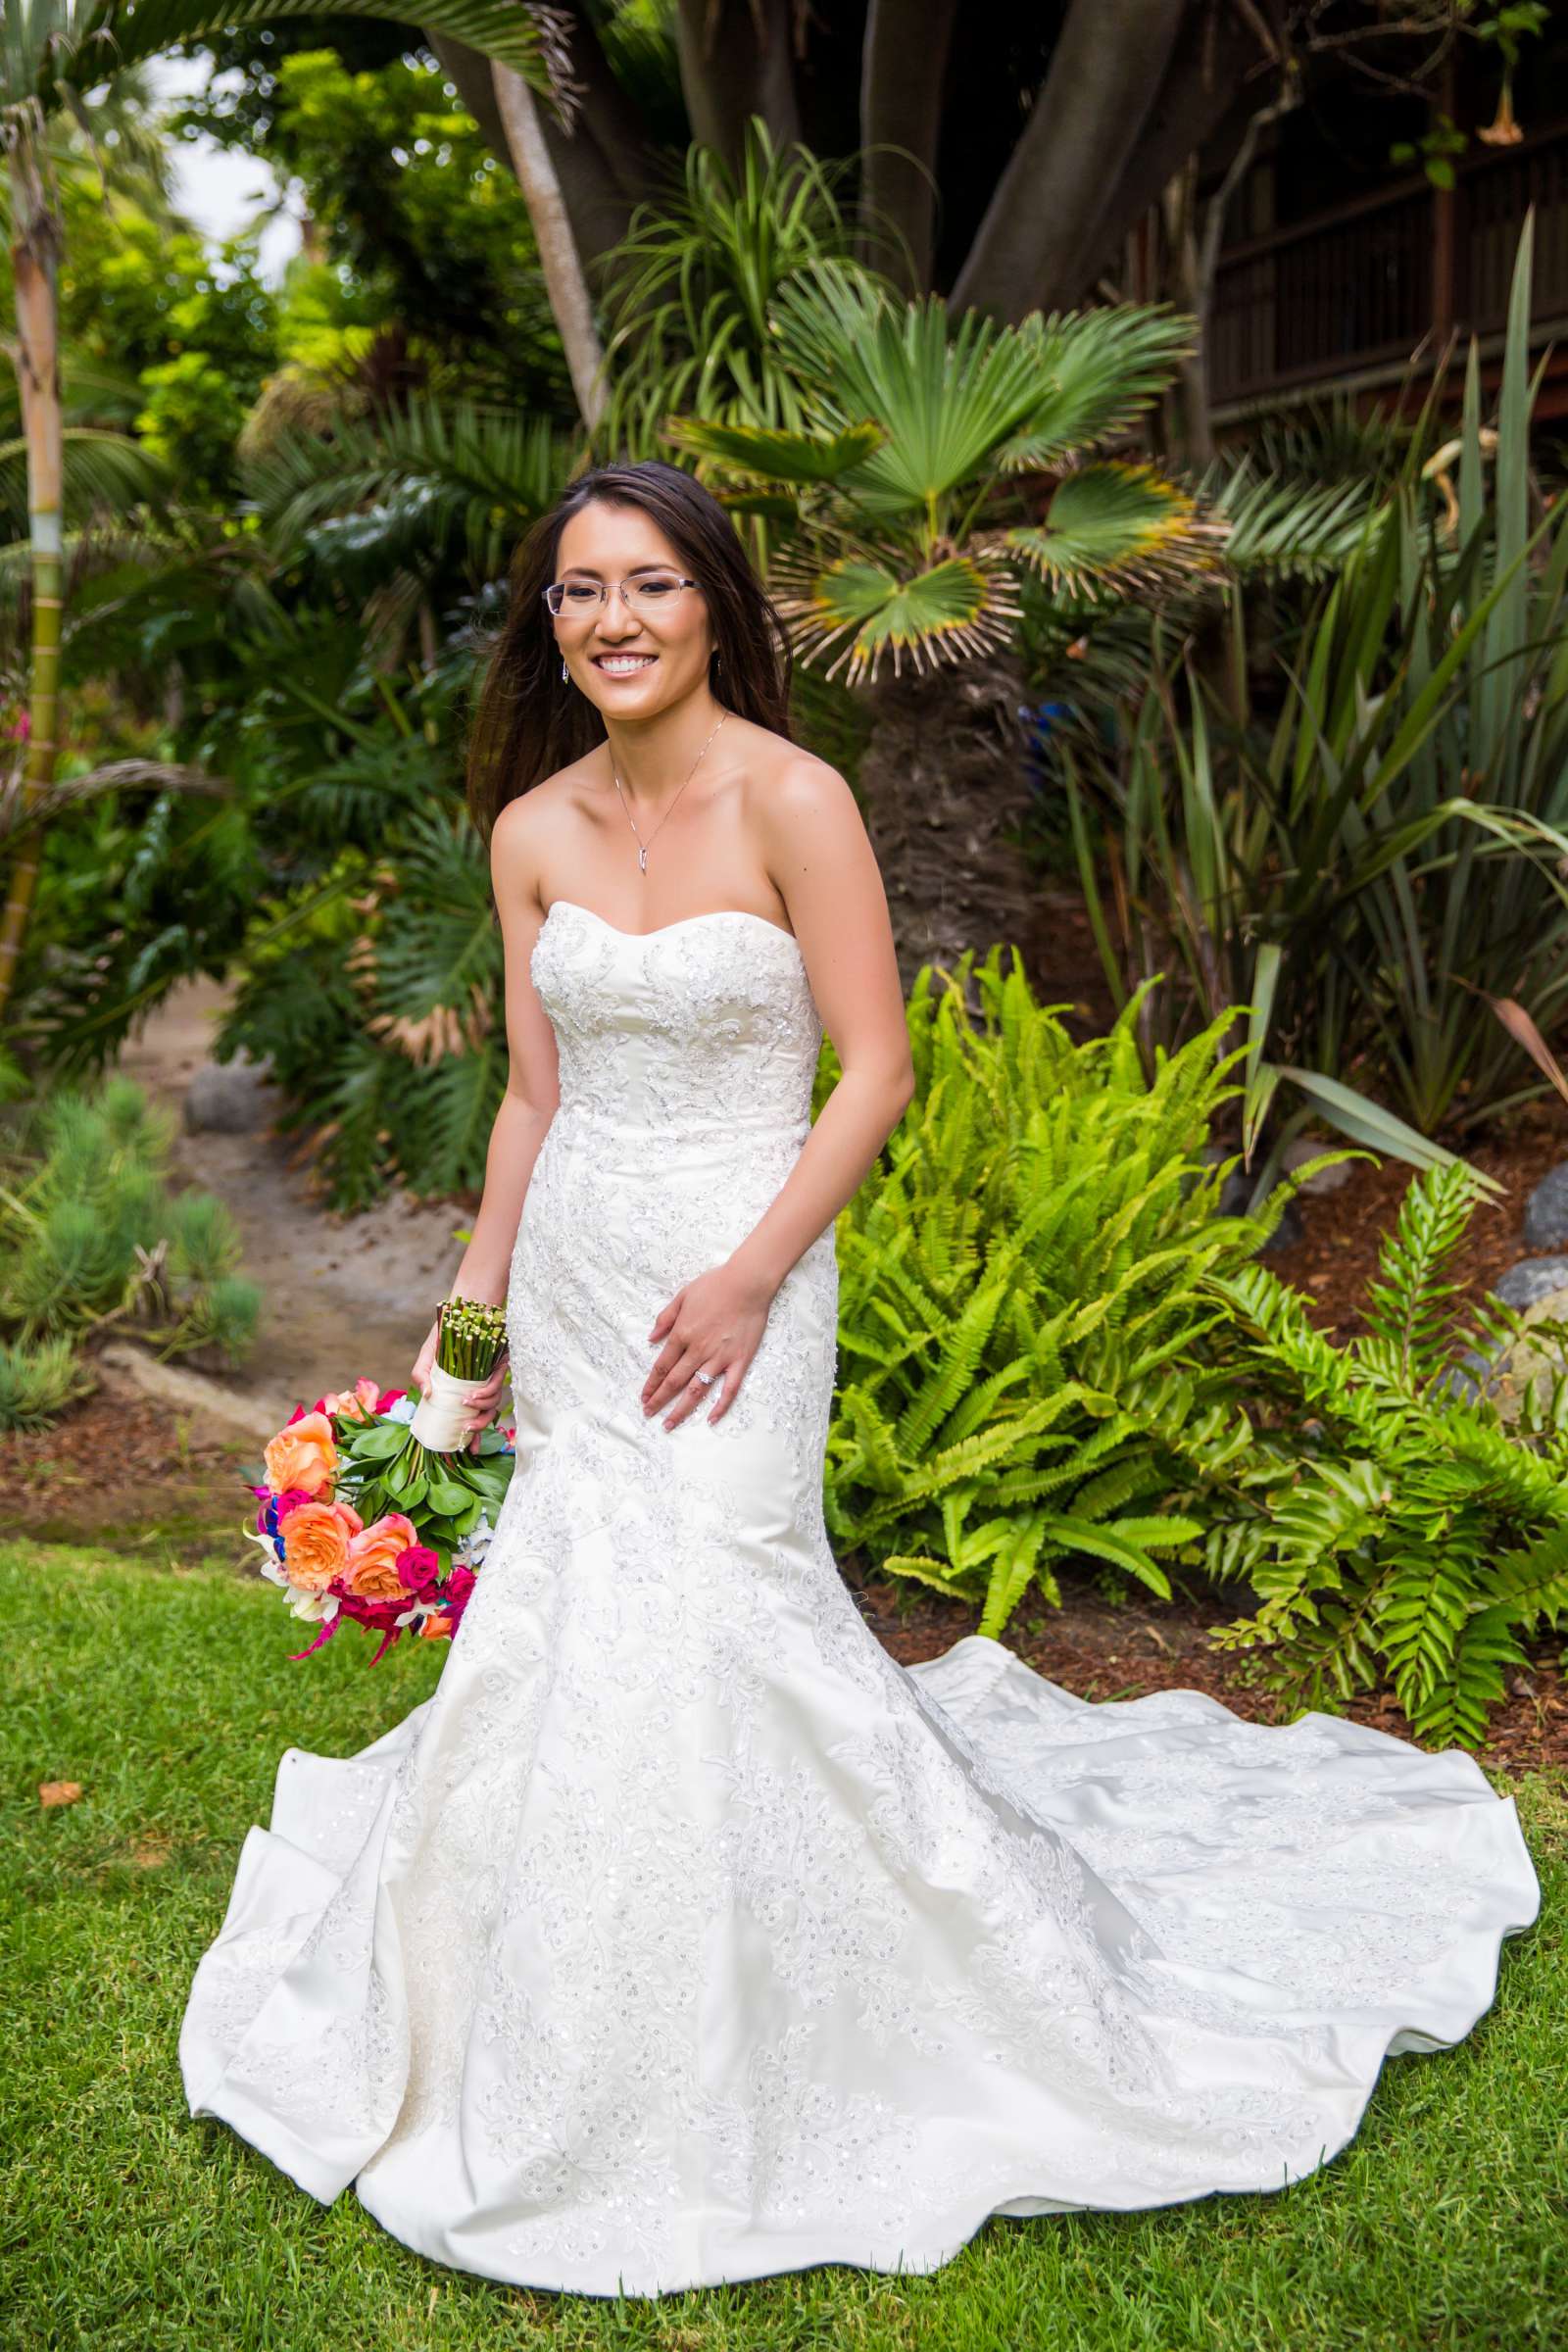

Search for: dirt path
xmin=117 ymin=977 xmax=476 ymax=1417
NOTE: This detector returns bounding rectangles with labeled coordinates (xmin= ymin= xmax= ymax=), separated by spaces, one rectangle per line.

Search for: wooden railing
xmin=1209 ymin=120 xmax=1568 ymax=409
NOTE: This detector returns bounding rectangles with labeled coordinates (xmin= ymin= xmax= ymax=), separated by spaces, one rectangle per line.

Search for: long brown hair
xmin=465 ymin=461 xmax=794 ymax=845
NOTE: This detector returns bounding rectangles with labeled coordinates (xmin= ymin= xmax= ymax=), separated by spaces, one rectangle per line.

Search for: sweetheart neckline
xmin=542 ymin=897 xmax=803 ymax=954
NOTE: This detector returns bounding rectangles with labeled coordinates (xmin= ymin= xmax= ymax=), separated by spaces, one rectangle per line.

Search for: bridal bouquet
xmin=248 ymin=1301 xmax=514 ymax=1665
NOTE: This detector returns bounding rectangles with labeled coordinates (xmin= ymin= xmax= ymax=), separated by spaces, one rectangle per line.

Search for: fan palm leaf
xmin=16 ymin=3 xmax=544 ymax=113
xmin=675 ymin=268 xmax=1223 ymax=686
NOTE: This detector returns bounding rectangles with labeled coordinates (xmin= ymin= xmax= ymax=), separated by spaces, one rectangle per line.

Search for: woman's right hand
xmin=410 ymin=1320 xmax=511 ymax=1451
xmin=412 ymin=1318 xmax=440 ymax=1402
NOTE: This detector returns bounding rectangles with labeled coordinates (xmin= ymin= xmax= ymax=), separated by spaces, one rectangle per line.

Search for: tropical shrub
xmin=220 ymin=787 xmax=505 ymax=1213
xmin=1206 ymin=1163 xmax=1568 ymax=1749
xmin=0 ymin=1077 xmax=259 ymax=1421
xmin=1061 ymin=217 xmax=1568 ymax=1159
xmin=823 ymin=951 xmax=1295 ymax=1633
xmin=671 ymin=264 xmax=1225 ymax=989
xmin=594 ymin=122 xmax=876 ymax=460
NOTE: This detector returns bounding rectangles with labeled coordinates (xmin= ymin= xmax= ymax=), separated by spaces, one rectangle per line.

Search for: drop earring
xmin=562 ymin=659 xmax=569 ymax=683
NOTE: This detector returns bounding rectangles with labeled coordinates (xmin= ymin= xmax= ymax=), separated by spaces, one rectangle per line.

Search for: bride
xmin=179 ymin=460 xmax=1539 ymax=2298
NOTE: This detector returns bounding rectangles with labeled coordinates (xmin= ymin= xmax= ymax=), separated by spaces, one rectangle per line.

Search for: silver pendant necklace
xmin=613 ymin=710 xmax=729 ymax=873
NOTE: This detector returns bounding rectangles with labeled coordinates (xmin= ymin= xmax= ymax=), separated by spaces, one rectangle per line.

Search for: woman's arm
xmin=412 ymin=801 xmax=560 ymax=1409
xmin=451 ymin=800 xmax=561 ymax=1301
xmin=642 ymin=758 xmax=914 ymax=1427
xmin=731 ymin=757 xmax=914 ymax=1291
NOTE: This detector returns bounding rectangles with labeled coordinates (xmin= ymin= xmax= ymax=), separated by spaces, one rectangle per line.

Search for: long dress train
xmin=178 ymin=899 xmax=1540 ymax=2296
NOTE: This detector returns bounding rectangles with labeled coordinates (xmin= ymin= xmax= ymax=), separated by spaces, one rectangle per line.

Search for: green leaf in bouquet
xmin=467 ymin=1459 xmax=514 ymax=1510
xmin=384 ymin=1447 xmax=418 ymax=1495
xmin=400 ymin=1472 xmax=429 ymax=1509
xmin=425 ymin=1476 xmax=473 ymax=1515
xmin=348 ymin=1422 xmax=412 ymax=1462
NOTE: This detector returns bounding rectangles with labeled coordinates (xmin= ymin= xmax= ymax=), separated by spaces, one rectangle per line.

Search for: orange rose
xmin=264 ymin=1411 xmax=338 ymax=1499
xmin=346 ymin=1512 xmax=420 ymax=1601
xmin=419 ymin=1611 xmax=455 ymax=1641
xmin=281 ymin=1498 xmax=365 ymax=1592
xmin=323 ymin=1380 xmax=379 ymax=1424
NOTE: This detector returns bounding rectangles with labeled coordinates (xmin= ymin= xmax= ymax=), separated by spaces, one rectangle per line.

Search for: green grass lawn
xmin=3 ymin=1542 xmax=1564 ymax=2352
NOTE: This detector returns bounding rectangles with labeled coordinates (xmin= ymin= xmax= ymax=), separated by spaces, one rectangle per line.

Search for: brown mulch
xmin=1269 ymin=1100 xmax=1566 ymax=1342
xmin=849 ymin=1568 xmax=1568 ymax=1777
xmin=0 ymin=1386 xmax=253 ymax=1553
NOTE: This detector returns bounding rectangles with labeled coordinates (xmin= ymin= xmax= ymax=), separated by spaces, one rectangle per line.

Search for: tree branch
xmin=673 ymin=0 xmax=800 ymax=168
xmin=950 ymin=0 xmax=1192 ymax=320
xmin=858 ymin=0 xmax=960 ymax=292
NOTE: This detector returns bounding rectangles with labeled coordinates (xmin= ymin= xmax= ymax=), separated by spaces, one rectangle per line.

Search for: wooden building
xmin=1191 ymin=24 xmax=1568 ymax=425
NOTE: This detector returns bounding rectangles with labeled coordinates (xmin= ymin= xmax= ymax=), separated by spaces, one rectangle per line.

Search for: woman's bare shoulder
xmin=738 ymin=732 xmax=857 ymax=835
xmin=490 ymin=757 xmax=602 ymax=861
xmin=730 ymin=720 xmax=848 ymax=806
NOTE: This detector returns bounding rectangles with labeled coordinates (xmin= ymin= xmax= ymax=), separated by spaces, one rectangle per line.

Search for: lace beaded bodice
xmin=530 ymin=900 xmax=821 ymax=1137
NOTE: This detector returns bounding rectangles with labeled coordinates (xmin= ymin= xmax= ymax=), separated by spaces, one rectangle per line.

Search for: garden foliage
xmin=823 ymin=952 xmax=1283 ymax=1634
xmin=1063 ymin=217 xmax=1568 ymax=1151
xmin=1206 ymin=1163 xmax=1568 ymax=1750
xmin=0 ymin=1075 xmax=259 ymax=1428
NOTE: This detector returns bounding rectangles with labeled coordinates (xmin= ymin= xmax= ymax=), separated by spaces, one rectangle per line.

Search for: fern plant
xmin=824 ymin=952 xmax=1293 ymax=1633
xmin=1205 ymin=1162 xmax=1568 ymax=1748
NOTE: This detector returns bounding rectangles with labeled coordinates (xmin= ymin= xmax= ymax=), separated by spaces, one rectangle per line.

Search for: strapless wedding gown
xmin=180 ymin=899 xmax=1540 ymax=2297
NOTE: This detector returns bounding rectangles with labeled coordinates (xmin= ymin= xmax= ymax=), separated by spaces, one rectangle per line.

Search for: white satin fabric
xmin=180 ymin=899 xmax=1540 ymax=2297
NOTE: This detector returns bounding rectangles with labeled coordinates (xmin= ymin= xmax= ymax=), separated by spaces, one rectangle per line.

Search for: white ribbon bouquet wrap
xmin=409 ymin=1296 xmax=510 ymax=1455
xmin=409 ymin=1363 xmax=496 ymax=1452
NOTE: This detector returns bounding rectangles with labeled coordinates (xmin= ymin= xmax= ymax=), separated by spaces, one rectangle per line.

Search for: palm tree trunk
xmin=492 ymin=67 xmax=608 ymax=434
xmin=0 ymin=153 xmax=65 ymax=1024
xmin=858 ymin=654 xmax=1047 ymax=996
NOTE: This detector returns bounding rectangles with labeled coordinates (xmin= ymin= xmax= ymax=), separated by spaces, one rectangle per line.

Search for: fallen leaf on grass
xmin=39 ymin=1780 xmax=83 ymax=1807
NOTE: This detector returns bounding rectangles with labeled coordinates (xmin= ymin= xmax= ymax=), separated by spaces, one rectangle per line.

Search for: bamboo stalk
xmin=0 ymin=146 xmax=65 ymax=1022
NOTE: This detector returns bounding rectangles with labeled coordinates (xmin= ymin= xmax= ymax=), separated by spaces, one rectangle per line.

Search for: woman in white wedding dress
xmin=180 ymin=462 xmax=1540 ymax=2299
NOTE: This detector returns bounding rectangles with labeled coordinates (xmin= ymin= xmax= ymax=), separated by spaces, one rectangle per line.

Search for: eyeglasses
xmin=542 ymin=570 xmax=699 ymax=618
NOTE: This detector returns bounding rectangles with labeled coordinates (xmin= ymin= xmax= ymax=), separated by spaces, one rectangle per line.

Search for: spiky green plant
xmin=668 ymin=264 xmax=1230 ymax=987
xmin=594 ymin=121 xmax=876 ymax=461
xmin=0 ymin=1331 xmax=89 ymax=1430
xmin=1205 ymin=1162 xmax=1568 ymax=1749
xmin=1061 ymin=215 xmax=1568 ymax=1152
xmin=0 ymin=1075 xmax=260 ymax=1374
xmin=824 ymin=952 xmax=1295 ymax=1634
xmin=673 ymin=264 xmax=1223 ymax=689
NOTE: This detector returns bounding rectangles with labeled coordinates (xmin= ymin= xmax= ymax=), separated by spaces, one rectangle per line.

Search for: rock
xmin=1482 ymin=1285 xmax=1568 ymax=1424
xmin=95 ymin=1340 xmax=293 ymax=1443
xmin=1257 ymin=1200 xmax=1305 ymax=1255
xmin=1493 ymin=1256 xmax=1568 ymax=1312
xmin=1196 ymin=1144 xmax=1304 ymax=1247
xmin=184 ymin=1052 xmax=281 ymax=1136
xmin=1440 ymin=1350 xmax=1493 ymax=1408
xmin=1522 ymin=1162 xmax=1568 ymax=1250
xmin=1280 ymin=1135 xmax=1354 ymax=1197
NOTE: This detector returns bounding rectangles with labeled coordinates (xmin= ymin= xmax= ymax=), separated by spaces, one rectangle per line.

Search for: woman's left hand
xmin=642 ymin=1257 xmax=776 ymax=1428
